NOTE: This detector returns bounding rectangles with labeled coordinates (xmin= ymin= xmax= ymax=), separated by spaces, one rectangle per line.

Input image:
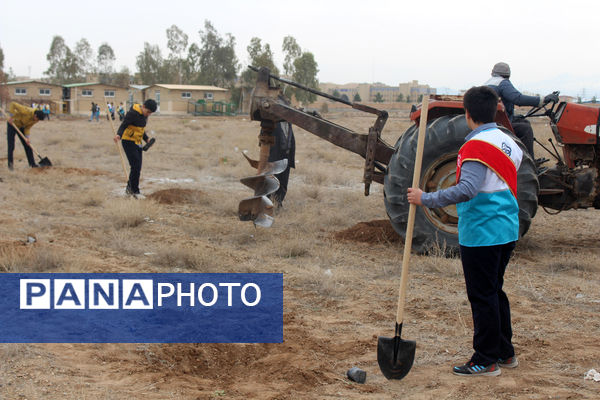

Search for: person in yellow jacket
xmin=6 ymin=102 xmax=45 ymax=170
xmin=113 ymin=99 xmax=157 ymax=198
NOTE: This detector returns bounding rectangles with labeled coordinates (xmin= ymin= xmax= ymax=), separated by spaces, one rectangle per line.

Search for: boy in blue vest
xmin=408 ymin=86 xmax=522 ymax=376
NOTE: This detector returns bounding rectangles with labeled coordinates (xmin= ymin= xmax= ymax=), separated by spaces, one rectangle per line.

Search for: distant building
xmin=3 ymin=80 xmax=233 ymax=117
xmin=129 ymin=84 xmax=149 ymax=107
xmin=62 ymin=82 xmax=129 ymax=116
xmin=2 ymin=80 xmax=65 ymax=114
xmin=398 ymin=80 xmax=436 ymax=101
xmin=144 ymin=84 xmax=229 ymax=114
xmin=320 ymin=80 xmax=436 ymax=103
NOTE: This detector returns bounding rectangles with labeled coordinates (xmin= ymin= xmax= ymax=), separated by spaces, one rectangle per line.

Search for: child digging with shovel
xmin=5 ymin=102 xmax=46 ymax=170
xmin=114 ymin=99 xmax=157 ymax=199
xmin=407 ymin=86 xmax=522 ymax=376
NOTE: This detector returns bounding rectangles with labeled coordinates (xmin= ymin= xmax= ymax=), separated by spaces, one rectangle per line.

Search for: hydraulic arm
xmin=239 ymin=67 xmax=395 ymax=226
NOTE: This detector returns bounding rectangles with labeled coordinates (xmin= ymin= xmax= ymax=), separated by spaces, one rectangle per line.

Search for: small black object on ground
xmin=346 ymin=366 xmax=366 ymax=383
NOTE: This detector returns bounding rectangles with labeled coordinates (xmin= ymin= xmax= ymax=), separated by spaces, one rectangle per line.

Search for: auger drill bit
xmin=238 ymin=122 xmax=287 ymax=227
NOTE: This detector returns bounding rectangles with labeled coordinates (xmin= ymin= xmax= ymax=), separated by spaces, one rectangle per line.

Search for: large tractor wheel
xmin=384 ymin=114 xmax=539 ymax=254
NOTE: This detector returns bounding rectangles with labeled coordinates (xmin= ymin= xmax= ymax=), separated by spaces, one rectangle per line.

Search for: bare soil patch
xmin=147 ymin=188 xmax=205 ymax=205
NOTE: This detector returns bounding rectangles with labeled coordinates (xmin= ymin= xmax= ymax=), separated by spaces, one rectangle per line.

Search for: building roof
xmin=130 ymin=84 xmax=150 ymax=90
xmin=63 ymin=82 xmax=126 ymax=89
xmin=150 ymin=84 xmax=228 ymax=91
xmin=5 ymin=80 xmax=62 ymax=86
xmin=62 ymin=82 xmax=100 ymax=88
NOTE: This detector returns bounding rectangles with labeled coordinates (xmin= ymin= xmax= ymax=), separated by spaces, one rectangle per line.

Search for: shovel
xmin=377 ymin=95 xmax=430 ymax=380
xmin=8 ymin=121 xmax=52 ymax=167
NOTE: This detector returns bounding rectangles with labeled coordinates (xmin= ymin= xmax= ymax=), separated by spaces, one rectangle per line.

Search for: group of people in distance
xmin=5 ymin=99 xmax=158 ymax=199
xmin=89 ymin=102 xmax=126 ymax=122
xmin=30 ymin=102 xmax=51 ymax=120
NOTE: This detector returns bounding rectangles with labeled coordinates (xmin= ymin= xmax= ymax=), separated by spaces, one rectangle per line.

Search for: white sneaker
xmin=133 ymin=193 xmax=146 ymax=200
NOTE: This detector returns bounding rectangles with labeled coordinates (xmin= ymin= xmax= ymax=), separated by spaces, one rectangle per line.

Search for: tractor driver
xmin=485 ymin=62 xmax=558 ymax=159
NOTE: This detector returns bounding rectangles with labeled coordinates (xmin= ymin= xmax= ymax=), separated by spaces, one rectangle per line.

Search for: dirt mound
xmin=147 ymin=188 xmax=205 ymax=204
xmin=333 ymin=219 xmax=400 ymax=244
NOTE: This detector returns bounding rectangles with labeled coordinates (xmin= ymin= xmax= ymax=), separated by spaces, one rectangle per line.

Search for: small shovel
xmin=377 ymin=95 xmax=430 ymax=380
xmin=9 ymin=121 xmax=52 ymax=167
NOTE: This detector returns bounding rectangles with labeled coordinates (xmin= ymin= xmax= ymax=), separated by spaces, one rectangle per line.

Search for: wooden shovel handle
xmin=105 ymin=101 xmax=129 ymax=182
xmin=395 ymin=95 xmax=429 ymax=324
xmin=1 ymin=108 xmax=43 ymax=158
xmin=9 ymin=121 xmax=44 ymax=158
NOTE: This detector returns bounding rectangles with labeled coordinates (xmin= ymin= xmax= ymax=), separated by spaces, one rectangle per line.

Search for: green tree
xmin=97 ymin=43 xmax=116 ymax=75
xmin=353 ymin=93 xmax=361 ymax=102
xmin=184 ymin=42 xmax=202 ymax=83
xmin=166 ymin=24 xmax=188 ymax=84
xmin=195 ymin=20 xmax=239 ymax=88
xmin=418 ymin=94 xmax=423 ymax=102
xmin=373 ymin=92 xmax=384 ymax=103
xmin=291 ymin=52 xmax=318 ymax=105
xmin=74 ymin=38 xmax=94 ymax=77
xmin=103 ymin=66 xmax=131 ymax=87
xmin=45 ymin=35 xmax=81 ymax=83
xmin=282 ymin=35 xmax=301 ymax=77
xmin=240 ymin=37 xmax=279 ymax=90
xmin=136 ymin=42 xmax=164 ymax=85
xmin=332 ymin=89 xmax=341 ymax=98
xmin=396 ymin=93 xmax=404 ymax=102
xmin=45 ymin=36 xmax=68 ymax=81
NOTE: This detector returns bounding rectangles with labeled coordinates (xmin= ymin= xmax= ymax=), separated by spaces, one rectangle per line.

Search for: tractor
xmin=239 ymin=67 xmax=600 ymax=253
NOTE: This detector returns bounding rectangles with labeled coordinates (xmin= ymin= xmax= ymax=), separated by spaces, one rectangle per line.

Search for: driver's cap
xmin=492 ymin=62 xmax=511 ymax=78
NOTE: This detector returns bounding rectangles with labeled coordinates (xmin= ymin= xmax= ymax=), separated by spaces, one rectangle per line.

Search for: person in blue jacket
xmin=485 ymin=62 xmax=558 ymax=158
xmin=408 ymin=86 xmax=523 ymax=377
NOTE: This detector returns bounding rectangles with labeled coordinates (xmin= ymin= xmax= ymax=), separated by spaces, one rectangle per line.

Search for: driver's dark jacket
xmin=485 ymin=76 xmax=540 ymax=121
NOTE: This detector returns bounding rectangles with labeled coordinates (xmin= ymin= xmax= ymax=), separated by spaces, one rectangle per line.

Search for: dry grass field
xmin=0 ymin=107 xmax=599 ymax=399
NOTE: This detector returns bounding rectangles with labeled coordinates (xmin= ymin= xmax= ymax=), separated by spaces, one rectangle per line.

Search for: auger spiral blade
xmin=242 ymin=153 xmax=288 ymax=176
xmin=239 ymin=156 xmax=286 ymax=227
xmin=238 ymin=195 xmax=275 ymax=227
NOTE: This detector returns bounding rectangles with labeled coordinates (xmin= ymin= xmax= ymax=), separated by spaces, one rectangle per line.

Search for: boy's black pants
xmin=459 ymin=242 xmax=516 ymax=366
xmin=122 ymin=140 xmax=142 ymax=193
xmin=7 ymin=123 xmax=36 ymax=167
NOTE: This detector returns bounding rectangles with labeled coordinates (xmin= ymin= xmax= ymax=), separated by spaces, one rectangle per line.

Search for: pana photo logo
xmin=20 ymin=278 xmax=262 ymax=310
xmin=0 ymin=273 xmax=282 ymax=343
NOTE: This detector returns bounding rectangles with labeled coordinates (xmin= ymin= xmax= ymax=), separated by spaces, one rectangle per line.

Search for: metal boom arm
xmin=249 ymin=66 xmax=395 ymax=194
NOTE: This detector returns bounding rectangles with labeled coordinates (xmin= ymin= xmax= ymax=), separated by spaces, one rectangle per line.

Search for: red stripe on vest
xmin=456 ymin=139 xmax=518 ymax=197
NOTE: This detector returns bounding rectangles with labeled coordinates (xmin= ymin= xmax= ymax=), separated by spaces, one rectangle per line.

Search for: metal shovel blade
xmin=377 ymin=334 xmax=416 ymax=380
xmin=39 ymin=157 xmax=52 ymax=167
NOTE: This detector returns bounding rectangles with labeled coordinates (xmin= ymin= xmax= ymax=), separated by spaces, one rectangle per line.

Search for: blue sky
xmin=2 ymin=0 xmax=599 ymax=97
